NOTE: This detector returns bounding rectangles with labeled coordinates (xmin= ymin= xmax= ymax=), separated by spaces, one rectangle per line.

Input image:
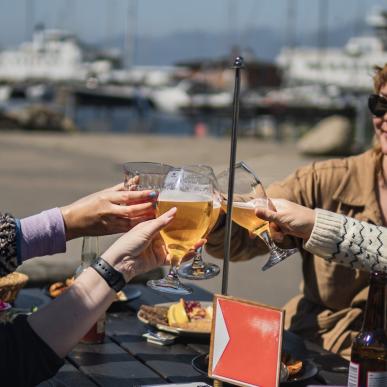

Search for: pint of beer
xmin=157 ymin=190 xmax=213 ymax=266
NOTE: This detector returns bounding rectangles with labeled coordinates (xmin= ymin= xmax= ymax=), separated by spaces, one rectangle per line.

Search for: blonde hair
xmin=373 ymin=64 xmax=387 ymax=93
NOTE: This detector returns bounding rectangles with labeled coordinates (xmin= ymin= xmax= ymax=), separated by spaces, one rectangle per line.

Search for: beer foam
xmin=159 ymin=189 xmax=212 ymax=202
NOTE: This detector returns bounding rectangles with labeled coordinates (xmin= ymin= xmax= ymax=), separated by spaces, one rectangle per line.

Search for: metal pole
xmin=221 ymin=56 xmax=244 ymax=296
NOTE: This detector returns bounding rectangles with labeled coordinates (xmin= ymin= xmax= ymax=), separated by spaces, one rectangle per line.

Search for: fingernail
xmin=152 ymin=201 xmax=157 ymax=209
xmin=149 ymin=191 xmax=157 ymax=198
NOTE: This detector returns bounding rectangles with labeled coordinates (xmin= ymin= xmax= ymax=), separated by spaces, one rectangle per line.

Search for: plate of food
xmin=138 ymin=299 xmax=213 ymax=336
xmin=47 ymin=277 xmax=139 ymax=303
xmin=280 ymin=356 xmax=318 ymax=385
xmin=191 ymin=353 xmax=318 ymax=385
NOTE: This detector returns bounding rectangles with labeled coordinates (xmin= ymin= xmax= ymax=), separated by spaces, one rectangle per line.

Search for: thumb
xmin=142 ymin=207 xmax=176 ymax=236
xmin=255 ymin=207 xmax=278 ymax=223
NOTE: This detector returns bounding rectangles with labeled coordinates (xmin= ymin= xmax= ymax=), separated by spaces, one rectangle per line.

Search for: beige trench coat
xmin=206 ymin=149 xmax=382 ymax=359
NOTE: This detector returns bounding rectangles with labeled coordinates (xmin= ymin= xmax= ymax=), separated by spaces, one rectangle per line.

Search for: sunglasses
xmin=368 ymin=94 xmax=387 ymax=117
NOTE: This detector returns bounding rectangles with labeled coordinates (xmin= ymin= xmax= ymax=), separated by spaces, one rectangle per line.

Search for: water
xmin=75 ymin=105 xmax=231 ymax=136
xmin=2 ymin=96 xmax=268 ymax=138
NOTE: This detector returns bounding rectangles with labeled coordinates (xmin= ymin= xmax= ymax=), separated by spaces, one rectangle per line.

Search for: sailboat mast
xmin=126 ymin=0 xmax=138 ymax=68
xmin=25 ymin=0 xmax=35 ymax=40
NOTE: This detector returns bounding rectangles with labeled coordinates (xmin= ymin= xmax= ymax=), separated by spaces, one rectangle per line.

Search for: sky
xmin=0 ymin=0 xmax=386 ymax=48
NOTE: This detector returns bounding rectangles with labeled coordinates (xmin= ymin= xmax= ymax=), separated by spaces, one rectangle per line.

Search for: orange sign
xmin=209 ymin=295 xmax=284 ymax=387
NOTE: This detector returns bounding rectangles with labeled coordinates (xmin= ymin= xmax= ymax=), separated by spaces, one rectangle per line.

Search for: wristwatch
xmin=90 ymin=257 xmax=126 ymax=292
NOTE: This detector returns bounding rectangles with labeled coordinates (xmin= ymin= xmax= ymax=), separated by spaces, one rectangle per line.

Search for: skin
xmin=60 ymin=183 xmax=157 ymax=240
xmin=28 ymin=208 xmax=177 ymax=358
xmin=255 ymin=199 xmax=316 ymax=241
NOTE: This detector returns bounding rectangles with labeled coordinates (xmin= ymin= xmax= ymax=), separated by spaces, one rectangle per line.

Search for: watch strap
xmin=90 ymin=257 xmax=126 ymax=292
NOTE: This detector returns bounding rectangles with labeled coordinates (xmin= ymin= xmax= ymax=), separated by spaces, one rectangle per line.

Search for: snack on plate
xmin=138 ymin=300 xmax=213 ymax=332
xmin=167 ymin=299 xmax=212 ymax=331
xmin=281 ymin=352 xmax=303 ymax=376
xmin=48 ymin=280 xmax=70 ymax=298
xmin=286 ymin=359 xmax=303 ymax=375
xmin=138 ymin=304 xmax=169 ymax=326
xmin=116 ymin=290 xmax=127 ymax=302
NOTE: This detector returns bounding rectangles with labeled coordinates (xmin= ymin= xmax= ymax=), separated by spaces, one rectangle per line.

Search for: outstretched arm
xmin=255 ymin=199 xmax=387 ymax=272
xmin=0 ymin=183 xmax=157 ymax=275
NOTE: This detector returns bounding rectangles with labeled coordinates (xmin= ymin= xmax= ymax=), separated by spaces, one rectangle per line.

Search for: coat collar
xmin=332 ymin=150 xmax=382 ymax=224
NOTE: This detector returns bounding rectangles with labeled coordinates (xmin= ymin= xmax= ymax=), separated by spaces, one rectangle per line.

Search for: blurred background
xmin=1 ymin=0 xmax=386 ymax=306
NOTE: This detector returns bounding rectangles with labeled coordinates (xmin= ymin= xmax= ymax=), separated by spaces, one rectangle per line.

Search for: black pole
xmin=221 ymin=56 xmax=244 ymax=296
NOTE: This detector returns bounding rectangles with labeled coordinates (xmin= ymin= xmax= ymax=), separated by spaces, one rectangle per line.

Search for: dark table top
xmin=15 ymin=284 xmax=349 ymax=387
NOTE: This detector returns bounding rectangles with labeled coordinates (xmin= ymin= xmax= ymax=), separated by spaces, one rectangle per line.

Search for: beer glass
xmin=123 ymin=161 xmax=173 ymax=191
xmin=147 ymin=168 xmax=213 ymax=294
xmin=217 ymin=162 xmax=297 ymax=271
xmin=178 ymin=165 xmax=221 ymax=280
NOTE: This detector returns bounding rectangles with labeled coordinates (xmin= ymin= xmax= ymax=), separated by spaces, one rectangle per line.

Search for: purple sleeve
xmin=20 ymin=208 xmax=66 ymax=261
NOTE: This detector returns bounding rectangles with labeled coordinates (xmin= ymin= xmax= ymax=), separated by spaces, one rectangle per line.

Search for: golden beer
xmin=205 ymin=202 xmax=221 ymax=237
xmin=157 ymin=191 xmax=212 ymax=266
xmin=222 ymin=200 xmax=270 ymax=236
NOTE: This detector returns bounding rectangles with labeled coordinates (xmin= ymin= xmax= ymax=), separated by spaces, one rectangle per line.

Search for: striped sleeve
xmin=304 ymin=209 xmax=387 ymax=272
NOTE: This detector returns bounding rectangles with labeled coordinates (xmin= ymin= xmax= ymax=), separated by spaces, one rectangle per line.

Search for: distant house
xmin=175 ymin=57 xmax=282 ymax=91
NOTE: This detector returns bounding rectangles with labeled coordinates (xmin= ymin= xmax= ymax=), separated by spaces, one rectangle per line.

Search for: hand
xmin=254 ymin=199 xmax=316 ymax=241
xmin=102 ymin=208 xmax=177 ymax=282
xmin=60 ymin=183 xmax=158 ymax=240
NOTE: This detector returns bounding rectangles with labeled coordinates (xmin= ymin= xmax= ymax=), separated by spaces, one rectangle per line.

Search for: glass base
xmin=261 ymin=248 xmax=298 ymax=271
xmin=178 ymin=261 xmax=220 ymax=280
xmin=147 ymin=278 xmax=192 ymax=295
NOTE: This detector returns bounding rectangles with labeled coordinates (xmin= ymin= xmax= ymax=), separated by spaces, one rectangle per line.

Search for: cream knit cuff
xmin=304 ymin=209 xmax=344 ymax=258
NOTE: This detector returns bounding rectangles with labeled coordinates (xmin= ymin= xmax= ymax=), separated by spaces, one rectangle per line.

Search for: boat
xmin=150 ymin=80 xmax=232 ymax=113
xmin=277 ymin=7 xmax=387 ymax=91
xmin=0 ymin=26 xmax=112 ymax=82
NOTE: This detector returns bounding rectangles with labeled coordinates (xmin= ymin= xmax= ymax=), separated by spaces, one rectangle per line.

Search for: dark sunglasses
xmin=368 ymin=94 xmax=387 ymax=117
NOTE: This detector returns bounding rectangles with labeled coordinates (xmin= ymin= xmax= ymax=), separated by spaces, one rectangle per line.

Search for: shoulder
xmin=294 ymin=149 xmax=374 ymax=180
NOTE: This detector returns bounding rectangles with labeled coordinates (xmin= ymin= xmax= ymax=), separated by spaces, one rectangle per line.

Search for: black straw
xmin=221 ymin=56 xmax=244 ymax=296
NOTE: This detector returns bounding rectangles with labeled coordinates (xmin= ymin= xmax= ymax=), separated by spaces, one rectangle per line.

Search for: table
xmin=15 ymin=285 xmax=349 ymax=387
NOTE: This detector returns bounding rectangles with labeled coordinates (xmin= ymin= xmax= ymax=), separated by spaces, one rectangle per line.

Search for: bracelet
xmin=90 ymin=257 xmax=126 ymax=292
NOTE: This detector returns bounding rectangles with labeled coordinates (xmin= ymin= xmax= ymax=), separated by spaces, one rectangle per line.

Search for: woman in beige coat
xmin=206 ymin=64 xmax=387 ymax=359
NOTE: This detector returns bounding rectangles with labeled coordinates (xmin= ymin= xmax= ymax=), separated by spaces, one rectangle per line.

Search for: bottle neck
xmin=362 ymin=271 xmax=387 ymax=331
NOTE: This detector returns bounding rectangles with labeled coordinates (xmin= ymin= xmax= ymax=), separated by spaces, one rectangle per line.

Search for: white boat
xmin=0 ymin=28 xmax=112 ymax=82
xmin=150 ymin=80 xmax=232 ymax=113
xmin=277 ymin=7 xmax=387 ymax=91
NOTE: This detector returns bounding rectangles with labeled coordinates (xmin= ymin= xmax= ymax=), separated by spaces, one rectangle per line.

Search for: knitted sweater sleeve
xmin=304 ymin=209 xmax=387 ymax=272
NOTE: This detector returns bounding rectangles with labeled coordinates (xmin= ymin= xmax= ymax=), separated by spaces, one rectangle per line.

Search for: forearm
xmin=305 ymin=209 xmax=387 ymax=271
xmin=20 ymin=208 xmax=66 ymax=261
xmin=28 ymin=266 xmax=116 ymax=358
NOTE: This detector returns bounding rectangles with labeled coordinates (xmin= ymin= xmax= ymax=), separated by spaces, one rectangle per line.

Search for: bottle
xmin=348 ymin=271 xmax=387 ymax=387
xmin=75 ymin=236 xmax=99 ymax=277
xmin=77 ymin=237 xmax=106 ymax=344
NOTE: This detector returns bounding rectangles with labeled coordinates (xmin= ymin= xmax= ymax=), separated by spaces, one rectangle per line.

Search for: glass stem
xmin=191 ymin=247 xmax=205 ymax=269
xmin=259 ymin=230 xmax=281 ymax=252
xmin=166 ymin=265 xmax=180 ymax=282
